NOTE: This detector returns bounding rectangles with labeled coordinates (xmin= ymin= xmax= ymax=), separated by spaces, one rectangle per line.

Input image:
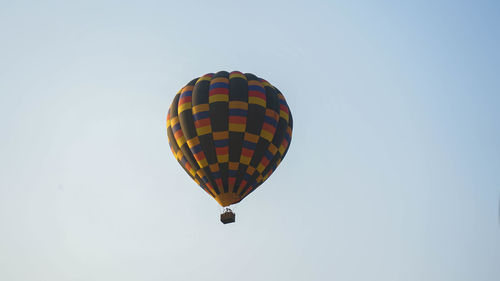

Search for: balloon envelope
xmin=166 ymin=71 xmax=293 ymax=206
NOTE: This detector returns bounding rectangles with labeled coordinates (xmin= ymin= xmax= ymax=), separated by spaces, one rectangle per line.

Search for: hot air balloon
xmin=166 ymin=71 xmax=293 ymax=224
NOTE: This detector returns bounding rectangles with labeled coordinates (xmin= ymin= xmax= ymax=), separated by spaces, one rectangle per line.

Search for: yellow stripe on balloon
xmin=229 ymin=72 xmax=247 ymax=80
xmin=209 ymin=94 xmax=229 ymax=103
xmin=196 ymin=125 xmax=212 ymax=136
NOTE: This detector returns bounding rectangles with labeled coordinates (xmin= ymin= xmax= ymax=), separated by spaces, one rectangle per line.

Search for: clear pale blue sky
xmin=1 ymin=0 xmax=499 ymax=280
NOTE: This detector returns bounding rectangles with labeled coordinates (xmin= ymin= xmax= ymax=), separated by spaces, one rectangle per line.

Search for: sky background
xmin=1 ymin=0 xmax=499 ymax=280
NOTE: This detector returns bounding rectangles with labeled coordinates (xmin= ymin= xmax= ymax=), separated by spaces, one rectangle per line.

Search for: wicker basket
xmin=220 ymin=211 xmax=235 ymax=224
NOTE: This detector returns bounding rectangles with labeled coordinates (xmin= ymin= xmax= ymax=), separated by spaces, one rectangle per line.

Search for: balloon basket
xmin=220 ymin=208 xmax=235 ymax=224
